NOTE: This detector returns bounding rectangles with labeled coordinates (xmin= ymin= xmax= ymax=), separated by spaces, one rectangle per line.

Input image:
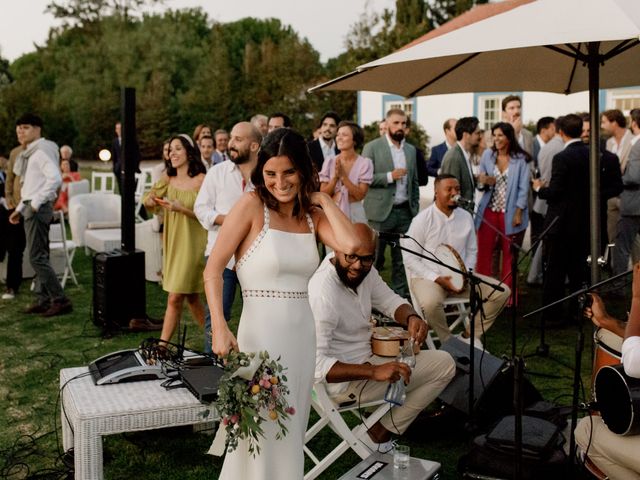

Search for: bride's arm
xmin=203 ymin=193 xmax=258 ymax=357
xmin=310 ymin=191 xmax=359 ymax=254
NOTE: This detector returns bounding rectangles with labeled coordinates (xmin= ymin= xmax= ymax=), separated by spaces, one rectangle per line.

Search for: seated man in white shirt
xmin=309 ymin=223 xmax=455 ymax=452
xmin=575 ymin=262 xmax=640 ymax=479
xmin=402 ymin=174 xmax=510 ymax=345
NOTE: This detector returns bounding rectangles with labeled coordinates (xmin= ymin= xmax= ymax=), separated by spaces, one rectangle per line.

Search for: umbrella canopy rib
xmin=408 ymin=52 xmax=481 ymax=98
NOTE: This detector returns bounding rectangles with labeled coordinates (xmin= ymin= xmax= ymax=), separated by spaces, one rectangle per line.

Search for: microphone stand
xmin=457 ymin=200 xmax=558 ymax=480
xmin=386 ymin=236 xmax=504 ymax=431
xmin=522 ymin=268 xmax=633 ymax=472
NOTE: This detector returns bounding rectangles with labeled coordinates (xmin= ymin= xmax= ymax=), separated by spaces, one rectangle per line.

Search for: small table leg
xmin=74 ymin=422 xmax=104 ymax=480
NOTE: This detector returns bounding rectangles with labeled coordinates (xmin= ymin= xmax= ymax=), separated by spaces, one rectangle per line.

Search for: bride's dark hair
xmin=251 ymin=128 xmax=319 ymax=219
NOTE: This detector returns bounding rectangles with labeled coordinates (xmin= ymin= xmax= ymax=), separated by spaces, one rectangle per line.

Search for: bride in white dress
xmin=204 ymin=128 xmax=359 ymax=479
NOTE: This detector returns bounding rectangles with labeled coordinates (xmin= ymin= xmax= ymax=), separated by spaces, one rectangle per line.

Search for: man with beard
xmin=440 ymin=116 xmax=483 ymax=205
xmin=363 ymin=108 xmax=419 ymax=298
xmin=402 ymin=174 xmax=510 ymax=345
xmin=307 ymin=111 xmax=340 ymax=172
xmin=194 ymin=121 xmax=262 ymax=352
xmin=309 ymin=223 xmax=455 ymax=452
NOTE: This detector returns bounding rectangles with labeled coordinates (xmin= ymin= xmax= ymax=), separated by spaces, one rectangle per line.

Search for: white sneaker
xmin=359 ymin=432 xmax=395 ymax=454
xmin=456 ymin=333 xmax=484 ymax=350
xmin=2 ymin=290 xmax=15 ymax=300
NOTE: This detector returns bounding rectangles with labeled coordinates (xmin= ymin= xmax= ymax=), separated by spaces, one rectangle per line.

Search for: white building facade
xmin=358 ymin=87 xmax=640 ymax=147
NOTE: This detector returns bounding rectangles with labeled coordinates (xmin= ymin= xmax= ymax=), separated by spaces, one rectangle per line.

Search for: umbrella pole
xmin=588 ymin=42 xmax=602 ymax=287
xmin=568 ymin=40 xmax=602 ymax=470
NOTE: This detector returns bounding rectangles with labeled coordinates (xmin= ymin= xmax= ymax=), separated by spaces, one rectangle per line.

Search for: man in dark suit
xmin=307 ymin=111 xmax=340 ymax=172
xmin=579 ymin=113 xmax=624 ymax=257
xmin=533 ymin=114 xmax=592 ymax=325
xmin=612 ymin=108 xmax=640 ymax=278
xmin=426 ymin=118 xmax=457 ymax=177
xmin=405 ymin=116 xmax=428 ymax=186
xmin=363 ymin=108 xmax=419 ymax=298
xmin=440 ymin=116 xmax=482 ymax=204
xmin=111 ymin=121 xmax=140 ymax=194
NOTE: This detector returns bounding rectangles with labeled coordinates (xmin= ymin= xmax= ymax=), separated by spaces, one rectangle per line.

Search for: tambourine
xmin=371 ymin=326 xmax=420 ymax=357
xmin=434 ymin=243 xmax=468 ymax=291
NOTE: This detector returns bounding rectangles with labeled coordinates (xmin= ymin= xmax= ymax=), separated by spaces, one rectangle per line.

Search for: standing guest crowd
xmin=1 ymin=99 xmax=639 ymax=478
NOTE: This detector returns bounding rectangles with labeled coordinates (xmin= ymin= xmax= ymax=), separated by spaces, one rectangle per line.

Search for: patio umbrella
xmin=310 ymin=0 xmax=640 ymax=284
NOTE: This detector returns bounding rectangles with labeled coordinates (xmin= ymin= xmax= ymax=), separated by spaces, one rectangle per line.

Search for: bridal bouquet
xmin=213 ymin=351 xmax=295 ymax=457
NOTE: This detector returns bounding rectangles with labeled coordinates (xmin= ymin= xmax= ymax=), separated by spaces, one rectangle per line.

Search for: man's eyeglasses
xmin=344 ymin=253 xmax=375 ymax=267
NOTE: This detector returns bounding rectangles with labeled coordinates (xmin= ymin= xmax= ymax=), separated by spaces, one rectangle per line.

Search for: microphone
xmin=377 ymin=231 xmax=409 ymax=241
xmin=453 ymin=194 xmax=474 ymax=207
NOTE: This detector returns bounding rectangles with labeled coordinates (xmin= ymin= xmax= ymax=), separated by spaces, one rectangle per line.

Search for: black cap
xmin=15 ymin=113 xmax=43 ymax=127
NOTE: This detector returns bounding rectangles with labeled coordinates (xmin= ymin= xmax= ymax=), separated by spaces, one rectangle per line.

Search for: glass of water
xmin=393 ymin=444 xmax=410 ymax=470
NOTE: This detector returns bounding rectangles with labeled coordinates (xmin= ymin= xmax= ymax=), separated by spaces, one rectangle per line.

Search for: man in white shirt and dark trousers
xmin=9 ymin=114 xmax=72 ymax=317
xmin=402 ymin=174 xmax=510 ymax=345
xmin=194 ymin=122 xmax=261 ymax=352
xmin=309 ymin=223 xmax=455 ymax=452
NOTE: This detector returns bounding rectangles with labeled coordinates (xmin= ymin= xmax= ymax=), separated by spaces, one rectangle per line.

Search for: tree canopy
xmin=0 ymin=0 xmax=483 ymax=158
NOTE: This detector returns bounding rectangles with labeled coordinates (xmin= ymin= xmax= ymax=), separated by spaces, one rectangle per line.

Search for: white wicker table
xmin=60 ymin=367 xmax=218 ymax=480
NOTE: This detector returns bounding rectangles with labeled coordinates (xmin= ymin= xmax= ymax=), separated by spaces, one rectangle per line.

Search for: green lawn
xmin=0 ymin=241 xmax=630 ymax=479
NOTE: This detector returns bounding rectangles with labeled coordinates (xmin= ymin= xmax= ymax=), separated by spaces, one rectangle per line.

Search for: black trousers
xmin=4 ymin=209 xmax=26 ymax=292
xmin=541 ymin=231 xmax=589 ymax=323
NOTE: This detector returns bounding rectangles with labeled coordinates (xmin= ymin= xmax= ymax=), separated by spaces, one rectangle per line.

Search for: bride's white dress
xmin=218 ymin=204 xmax=319 ymax=479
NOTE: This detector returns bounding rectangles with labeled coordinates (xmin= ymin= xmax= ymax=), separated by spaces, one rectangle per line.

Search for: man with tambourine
xmin=401 ymin=174 xmax=510 ymax=346
xmin=575 ymin=262 xmax=640 ymax=479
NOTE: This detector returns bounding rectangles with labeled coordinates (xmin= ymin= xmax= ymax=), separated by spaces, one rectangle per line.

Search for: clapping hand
xmin=334 ymin=156 xmax=344 ymax=180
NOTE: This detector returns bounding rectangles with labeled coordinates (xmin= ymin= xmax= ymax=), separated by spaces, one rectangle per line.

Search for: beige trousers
xmin=330 ymin=350 xmax=455 ymax=435
xmin=410 ymin=274 xmax=510 ymax=342
xmin=575 ymin=415 xmax=640 ymax=479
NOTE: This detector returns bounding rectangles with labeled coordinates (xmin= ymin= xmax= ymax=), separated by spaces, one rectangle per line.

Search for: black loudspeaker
xmin=93 ymin=249 xmax=146 ymax=331
xmin=438 ymin=337 xmax=542 ymax=424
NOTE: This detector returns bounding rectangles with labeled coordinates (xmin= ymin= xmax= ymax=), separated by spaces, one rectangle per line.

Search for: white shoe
xmin=359 ymin=432 xmax=395 ymax=454
xmin=456 ymin=333 xmax=484 ymax=350
xmin=2 ymin=290 xmax=15 ymax=300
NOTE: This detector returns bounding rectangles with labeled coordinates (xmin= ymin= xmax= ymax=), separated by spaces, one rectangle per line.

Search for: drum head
xmin=434 ymin=244 xmax=465 ymax=290
xmin=595 ymin=365 xmax=633 ymax=435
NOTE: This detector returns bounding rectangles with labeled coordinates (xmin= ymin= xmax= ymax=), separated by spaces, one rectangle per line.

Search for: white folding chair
xmin=303 ymin=382 xmax=391 ymax=480
xmin=91 ymin=171 xmax=116 ymax=194
xmin=405 ymin=270 xmax=469 ymax=349
xmin=134 ymin=168 xmax=154 ymax=222
xmin=49 ymin=211 xmax=78 ymax=288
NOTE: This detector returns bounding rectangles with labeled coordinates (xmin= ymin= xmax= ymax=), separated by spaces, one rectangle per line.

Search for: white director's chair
xmin=304 ymin=382 xmax=391 ymax=480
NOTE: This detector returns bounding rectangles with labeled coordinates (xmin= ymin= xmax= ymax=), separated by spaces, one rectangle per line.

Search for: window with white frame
xmin=477 ymin=94 xmax=510 ymax=130
xmin=607 ymin=88 xmax=640 ymax=116
xmin=384 ymin=99 xmax=414 ymax=120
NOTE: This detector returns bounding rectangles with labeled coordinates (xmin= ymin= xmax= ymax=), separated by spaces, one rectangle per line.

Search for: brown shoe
xmin=129 ymin=317 xmax=162 ymax=332
xmin=41 ymin=298 xmax=73 ymax=317
xmin=25 ymin=301 xmax=51 ymax=314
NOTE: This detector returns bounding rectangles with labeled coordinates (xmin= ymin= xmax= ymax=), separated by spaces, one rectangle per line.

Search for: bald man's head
xmin=229 ymin=121 xmax=262 ymax=165
xmin=333 ymin=223 xmax=377 ymax=290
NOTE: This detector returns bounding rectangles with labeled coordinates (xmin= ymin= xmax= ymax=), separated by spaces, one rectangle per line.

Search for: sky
xmin=0 ymin=0 xmax=396 ymax=63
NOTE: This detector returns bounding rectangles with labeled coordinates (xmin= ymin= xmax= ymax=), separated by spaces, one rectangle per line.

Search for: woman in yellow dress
xmin=144 ymin=134 xmax=207 ymax=345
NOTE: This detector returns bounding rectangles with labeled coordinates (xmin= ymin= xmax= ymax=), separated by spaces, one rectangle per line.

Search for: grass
xmin=0 ymin=237 xmax=631 ymax=479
